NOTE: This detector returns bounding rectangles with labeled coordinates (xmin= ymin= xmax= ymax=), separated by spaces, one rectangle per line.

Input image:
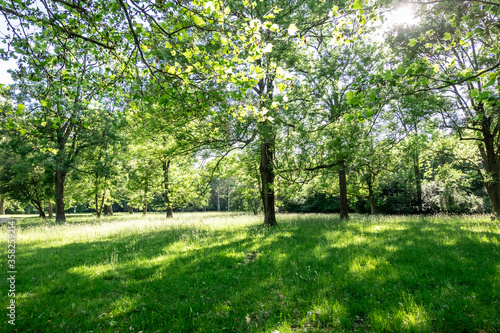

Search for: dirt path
xmin=0 ymin=217 xmax=19 ymax=224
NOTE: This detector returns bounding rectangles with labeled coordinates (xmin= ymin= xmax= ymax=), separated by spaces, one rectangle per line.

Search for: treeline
xmin=0 ymin=0 xmax=499 ymax=224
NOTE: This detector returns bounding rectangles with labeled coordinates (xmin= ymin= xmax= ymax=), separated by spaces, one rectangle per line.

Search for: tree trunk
xmin=163 ymin=160 xmax=173 ymax=218
xmin=339 ymin=163 xmax=349 ymax=220
xmin=48 ymin=201 xmax=53 ymax=218
xmin=486 ymin=182 xmax=500 ymax=219
xmin=217 ymin=187 xmax=220 ymax=211
xmin=260 ymin=134 xmax=277 ymax=226
xmin=109 ymin=203 xmax=113 ymax=215
xmin=95 ymin=193 xmax=102 ymax=218
xmin=413 ymin=150 xmax=423 ymax=213
xmin=104 ymin=204 xmax=109 ymax=215
xmin=227 ymin=184 xmax=230 ymax=212
xmin=55 ymin=170 xmax=66 ymax=223
xmin=368 ymin=181 xmax=376 ymax=215
xmin=34 ymin=200 xmax=46 ymax=219
xmin=479 ymin=119 xmax=500 ymax=219
xmin=142 ymin=204 xmax=147 ymax=216
xmin=0 ymin=195 xmax=4 ymax=215
xmin=128 ymin=204 xmax=133 ymax=214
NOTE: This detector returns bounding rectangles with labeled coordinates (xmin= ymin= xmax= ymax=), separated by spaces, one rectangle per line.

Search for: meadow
xmin=1 ymin=212 xmax=499 ymax=332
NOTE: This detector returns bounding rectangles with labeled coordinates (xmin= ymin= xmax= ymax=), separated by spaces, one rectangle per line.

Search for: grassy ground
xmin=1 ymin=212 xmax=499 ymax=332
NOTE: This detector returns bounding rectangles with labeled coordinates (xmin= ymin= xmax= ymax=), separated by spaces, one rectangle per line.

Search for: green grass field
xmin=1 ymin=212 xmax=499 ymax=332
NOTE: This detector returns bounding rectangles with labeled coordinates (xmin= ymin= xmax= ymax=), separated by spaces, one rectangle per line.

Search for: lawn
xmin=1 ymin=212 xmax=499 ymax=332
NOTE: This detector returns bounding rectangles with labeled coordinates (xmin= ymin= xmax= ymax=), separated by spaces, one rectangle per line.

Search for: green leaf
xmin=443 ymin=32 xmax=451 ymax=40
xmin=40 ymin=100 xmax=48 ymax=107
xmin=483 ymin=75 xmax=497 ymax=88
xmin=352 ymin=0 xmax=363 ymax=10
xmin=395 ymin=67 xmax=406 ymax=75
xmin=408 ymin=39 xmax=417 ymax=47
xmin=193 ymin=15 xmax=206 ymax=26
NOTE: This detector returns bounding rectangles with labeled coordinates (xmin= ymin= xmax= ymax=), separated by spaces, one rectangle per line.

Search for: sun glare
xmin=386 ymin=5 xmax=420 ymax=27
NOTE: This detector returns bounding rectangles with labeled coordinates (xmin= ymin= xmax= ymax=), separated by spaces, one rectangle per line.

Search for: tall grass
xmin=1 ymin=213 xmax=499 ymax=332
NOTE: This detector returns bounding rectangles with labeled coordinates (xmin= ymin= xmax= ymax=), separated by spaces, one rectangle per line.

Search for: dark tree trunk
xmin=479 ymin=118 xmax=500 ymax=219
xmin=48 ymin=201 xmax=53 ymax=218
xmin=142 ymin=204 xmax=147 ymax=216
xmin=163 ymin=160 xmax=173 ymax=218
xmin=128 ymin=205 xmax=133 ymax=214
xmin=486 ymin=182 xmax=500 ymax=219
xmin=260 ymin=135 xmax=277 ymax=226
xmin=34 ymin=200 xmax=46 ymax=219
xmin=95 ymin=193 xmax=102 ymax=218
xmin=109 ymin=203 xmax=113 ymax=215
xmin=55 ymin=170 xmax=66 ymax=223
xmin=339 ymin=163 xmax=349 ymax=220
xmin=368 ymin=182 xmax=376 ymax=215
xmin=104 ymin=204 xmax=109 ymax=215
xmin=0 ymin=195 xmax=4 ymax=215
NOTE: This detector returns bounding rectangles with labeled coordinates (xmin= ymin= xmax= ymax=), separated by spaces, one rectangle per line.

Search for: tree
xmin=386 ymin=0 xmax=500 ymax=218
xmin=0 ymin=124 xmax=53 ymax=218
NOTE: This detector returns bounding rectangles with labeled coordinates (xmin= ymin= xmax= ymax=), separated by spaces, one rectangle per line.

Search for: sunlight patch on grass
xmin=348 ymin=255 xmax=379 ymax=275
xmin=392 ymin=293 xmax=429 ymax=332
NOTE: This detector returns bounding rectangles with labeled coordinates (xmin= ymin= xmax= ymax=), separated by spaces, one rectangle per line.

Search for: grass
xmin=1 ymin=212 xmax=500 ymax=332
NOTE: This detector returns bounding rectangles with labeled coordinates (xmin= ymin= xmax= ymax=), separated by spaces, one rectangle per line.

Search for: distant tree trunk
xmin=142 ymin=179 xmax=149 ymax=216
xmin=163 ymin=160 xmax=173 ymax=218
xmin=108 ymin=204 xmax=113 ymax=215
xmin=413 ymin=150 xmax=423 ymax=213
xmin=128 ymin=204 xmax=133 ymax=214
xmin=217 ymin=186 xmax=220 ymax=211
xmin=339 ymin=162 xmax=349 ymax=220
xmin=227 ymin=183 xmax=230 ymax=212
xmin=104 ymin=204 xmax=110 ymax=215
xmin=367 ymin=181 xmax=376 ymax=215
xmin=260 ymin=134 xmax=277 ymax=226
xmin=55 ymin=170 xmax=66 ymax=223
xmin=48 ymin=201 xmax=53 ymax=218
xmin=0 ymin=195 xmax=4 ymax=215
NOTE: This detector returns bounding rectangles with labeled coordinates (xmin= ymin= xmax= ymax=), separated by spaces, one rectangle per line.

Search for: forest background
xmin=0 ymin=0 xmax=499 ymax=225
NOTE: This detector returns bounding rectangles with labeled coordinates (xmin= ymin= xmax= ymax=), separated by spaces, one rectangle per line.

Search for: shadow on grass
xmin=2 ymin=215 xmax=500 ymax=332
